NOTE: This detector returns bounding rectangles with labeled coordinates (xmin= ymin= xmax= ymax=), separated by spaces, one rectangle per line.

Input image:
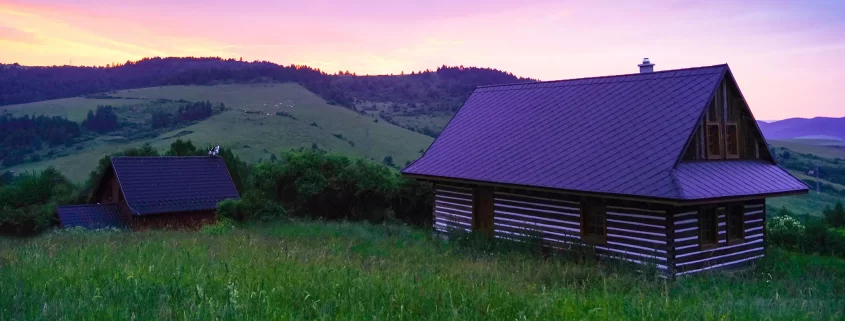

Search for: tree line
xmin=1 ymin=57 xmax=534 ymax=116
xmin=0 ymin=114 xmax=83 ymax=167
xmin=151 ymin=100 xmax=220 ymax=129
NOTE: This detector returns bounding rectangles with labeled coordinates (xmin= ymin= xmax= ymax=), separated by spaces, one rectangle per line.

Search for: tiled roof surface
xmin=403 ymin=65 xmax=730 ymax=199
xmin=673 ymin=161 xmax=809 ymax=200
xmin=111 ymin=156 xmax=240 ymax=215
xmin=57 ymin=204 xmax=130 ymax=229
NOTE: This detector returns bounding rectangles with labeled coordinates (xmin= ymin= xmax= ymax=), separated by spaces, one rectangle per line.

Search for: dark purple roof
xmin=674 ymin=161 xmax=808 ymax=199
xmin=402 ymin=65 xmax=808 ymax=201
xmin=57 ymin=204 xmax=130 ymax=229
xmin=111 ymin=156 xmax=240 ymax=215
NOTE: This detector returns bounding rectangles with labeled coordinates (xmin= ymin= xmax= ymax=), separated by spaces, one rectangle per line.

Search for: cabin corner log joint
xmin=57 ymin=156 xmax=240 ymax=230
xmin=402 ymin=62 xmax=808 ymax=276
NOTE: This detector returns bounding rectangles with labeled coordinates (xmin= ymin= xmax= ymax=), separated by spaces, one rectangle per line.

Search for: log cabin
xmin=401 ymin=59 xmax=809 ymax=276
xmin=57 ymin=156 xmax=239 ymax=229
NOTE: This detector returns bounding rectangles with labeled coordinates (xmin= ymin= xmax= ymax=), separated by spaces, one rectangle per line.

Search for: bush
xmin=768 ymin=209 xmax=845 ymax=257
xmin=0 ymin=167 xmax=77 ymax=236
xmin=200 ymin=216 xmax=235 ymax=235
xmin=216 ymin=194 xmax=286 ymax=222
xmin=824 ymin=202 xmax=845 ymax=228
xmin=800 ymin=221 xmax=845 ymax=256
xmin=0 ymin=203 xmax=55 ymax=236
xmin=767 ymin=214 xmax=806 ymax=249
xmin=249 ymin=149 xmax=432 ymax=224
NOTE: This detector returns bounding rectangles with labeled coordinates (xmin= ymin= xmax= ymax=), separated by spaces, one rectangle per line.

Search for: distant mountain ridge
xmin=756 ymin=117 xmax=845 ymax=140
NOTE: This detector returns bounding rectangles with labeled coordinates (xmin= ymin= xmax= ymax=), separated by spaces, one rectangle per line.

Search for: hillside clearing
xmin=1 ymin=222 xmax=843 ymax=320
xmin=770 ymin=139 xmax=845 ymax=160
xmin=3 ymin=83 xmax=433 ymax=182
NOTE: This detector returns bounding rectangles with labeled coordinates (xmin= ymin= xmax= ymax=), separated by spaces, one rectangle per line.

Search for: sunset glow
xmin=1 ymin=0 xmax=843 ymax=120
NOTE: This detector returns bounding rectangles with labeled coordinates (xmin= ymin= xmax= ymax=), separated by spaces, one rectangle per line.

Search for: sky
xmin=1 ymin=0 xmax=843 ymax=120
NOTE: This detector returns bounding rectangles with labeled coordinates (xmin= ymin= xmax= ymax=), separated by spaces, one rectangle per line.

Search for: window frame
xmin=699 ymin=207 xmax=719 ymax=249
xmin=726 ymin=204 xmax=745 ymax=244
xmin=705 ymin=122 xmax=723 ymax=159
xmin=725 ymin=122 xmax=740 ymax=159
xmin=580 ymin=198 xmax=607 ymax=245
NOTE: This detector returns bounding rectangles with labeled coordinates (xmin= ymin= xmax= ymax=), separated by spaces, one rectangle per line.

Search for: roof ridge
xmin=111 ymin=156 xmax=221 ymax=159
xmin=476 ymin=64 xmax=728 ymax=90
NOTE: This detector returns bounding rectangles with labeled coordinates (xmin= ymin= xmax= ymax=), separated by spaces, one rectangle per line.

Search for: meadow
xmin=769 ymin=139 xmax=845 ymax=160
xmin=1 ymin=221 xmax=843 ymax=321
xmin=2 ymin=83 xmax=433 ymax=182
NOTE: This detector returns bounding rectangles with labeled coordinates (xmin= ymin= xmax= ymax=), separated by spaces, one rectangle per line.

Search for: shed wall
xmin=131 ymin=210 xmax=216 ymax=230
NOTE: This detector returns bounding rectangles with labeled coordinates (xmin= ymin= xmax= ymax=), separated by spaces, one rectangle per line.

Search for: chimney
xmin=638 ymin=58 xmax=654 ymax=73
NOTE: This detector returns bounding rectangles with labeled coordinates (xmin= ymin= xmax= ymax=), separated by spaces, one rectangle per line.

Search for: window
xmin=727 ymin=205 xmax=745 ymax=243
xmin=725 ymin=123 xmax=739 ymax=158
xmin=581 ymin=198 xmax=607 ymax=244
xmin=706 ymin=122 xmax=722 ymax=159
xmin=699 ymin=208 xmax=719 ymax=247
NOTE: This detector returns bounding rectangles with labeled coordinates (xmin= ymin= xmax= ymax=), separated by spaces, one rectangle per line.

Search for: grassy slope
xmin=3 ymin=84 xmax=433 ymax=182
xmin=768 ymin=192 xmax=844 ymax=216
xmin=1 ymin=221 xmax=843 ymax=320
xmin=769 ymin=139 xmax=845 ymax=159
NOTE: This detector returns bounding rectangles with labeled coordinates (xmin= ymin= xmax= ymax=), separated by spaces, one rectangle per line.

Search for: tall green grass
xmin=1 ymin=222 xmax=843 ymax=320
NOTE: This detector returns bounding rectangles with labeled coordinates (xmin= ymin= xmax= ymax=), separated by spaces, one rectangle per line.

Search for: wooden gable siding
xmin=93 ymin=168 xmax=122 ymax=204
xmin=433 ymin=183 xmax=672 ymax=271
xmin=671 ymin=200 xmax=766 ymax=275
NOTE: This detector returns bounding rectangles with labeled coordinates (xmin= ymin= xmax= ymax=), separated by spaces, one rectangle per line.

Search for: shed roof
xmin=402 ymin=65 xmax=808 ymax=201
xmin=110 ymin=156 xmax=240 ymax=215
xmin=57 ymin=204 xmax=130 ymax=229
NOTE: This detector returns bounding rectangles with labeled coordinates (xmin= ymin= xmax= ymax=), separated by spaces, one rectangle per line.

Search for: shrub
xmin=767 ymin=214 xmax=805 ymax=249
xmin=0 ymin=167 xmax=77 ymax=236
xmin=200 ymin=216 xmax=236 ymax=235
xmin=0 ymin=203 xmax=55 ymax=236
xmin=249 ymin=150 xmax=432 ymax=224
xmin=824 ymin=202 xmax=845 ymax=228
xmin=800 ymin=221 xmax=845 ymax=256
xmin=216 ymin=194 xmax=286 ymax=222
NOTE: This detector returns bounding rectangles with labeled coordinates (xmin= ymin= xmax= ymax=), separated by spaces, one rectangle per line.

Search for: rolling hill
xmin=757 ymin=117 xmax=845 ymax=140
xmin=2 ymin=83 xmax=434 ymax=182
xmin=1 ymin=58 xmax=534 ymax=136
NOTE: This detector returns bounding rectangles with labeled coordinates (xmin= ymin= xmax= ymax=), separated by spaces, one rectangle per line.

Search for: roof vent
xmin=638 ymin=58 xmax=655 ymax=73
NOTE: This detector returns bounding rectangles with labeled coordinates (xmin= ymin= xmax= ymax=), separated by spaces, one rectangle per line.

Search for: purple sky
xmin=1 ymin=0 xmax=844 ymax=120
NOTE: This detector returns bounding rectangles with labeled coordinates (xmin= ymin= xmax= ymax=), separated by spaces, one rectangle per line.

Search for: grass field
xmin=3 ymin=83 xmax=433 ymax=182
xmin=1 ymin=221 xmax=843 ymax=320
xmin=768 ymin=192 xmax=844 ymax=216
xmin=769 ymin=139 xmax=845 ymax=160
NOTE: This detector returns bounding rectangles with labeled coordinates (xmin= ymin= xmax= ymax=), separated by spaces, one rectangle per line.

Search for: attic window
xmin=706 ymin=122 xmax=723 ymax=159
xmin=725 ymin=123 xmax=740 ymax=158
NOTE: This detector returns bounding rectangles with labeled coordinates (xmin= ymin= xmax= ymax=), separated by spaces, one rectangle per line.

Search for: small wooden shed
xmin=402 ymin=61 xmax=808 ymax=276
xmin=58 ymin=156 xmax=239 ymax=229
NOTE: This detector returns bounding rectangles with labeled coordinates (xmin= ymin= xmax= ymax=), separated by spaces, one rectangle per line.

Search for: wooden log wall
xmin=490 ymin=189 xmax=670 ymax=271
xmin=432 ymin=184 xmax=473 ymax=233
xmin=672 ymin=200 xmax=766 ymax=275
xmin=432 ymin=183 xmax=767 ymax=276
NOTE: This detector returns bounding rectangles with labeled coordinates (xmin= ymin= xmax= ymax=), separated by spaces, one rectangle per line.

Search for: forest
xmin=0 ymin=113 xmax=83 ymax=167
xmin=0 ymin=57 xmax=533 ymax=114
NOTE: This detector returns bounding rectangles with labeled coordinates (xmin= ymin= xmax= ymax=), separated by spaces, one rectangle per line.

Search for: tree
xmin=824 ymin=201 xmax=845 ymax=228
xmin=382 ymin=156 xmax=395 ymax=167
